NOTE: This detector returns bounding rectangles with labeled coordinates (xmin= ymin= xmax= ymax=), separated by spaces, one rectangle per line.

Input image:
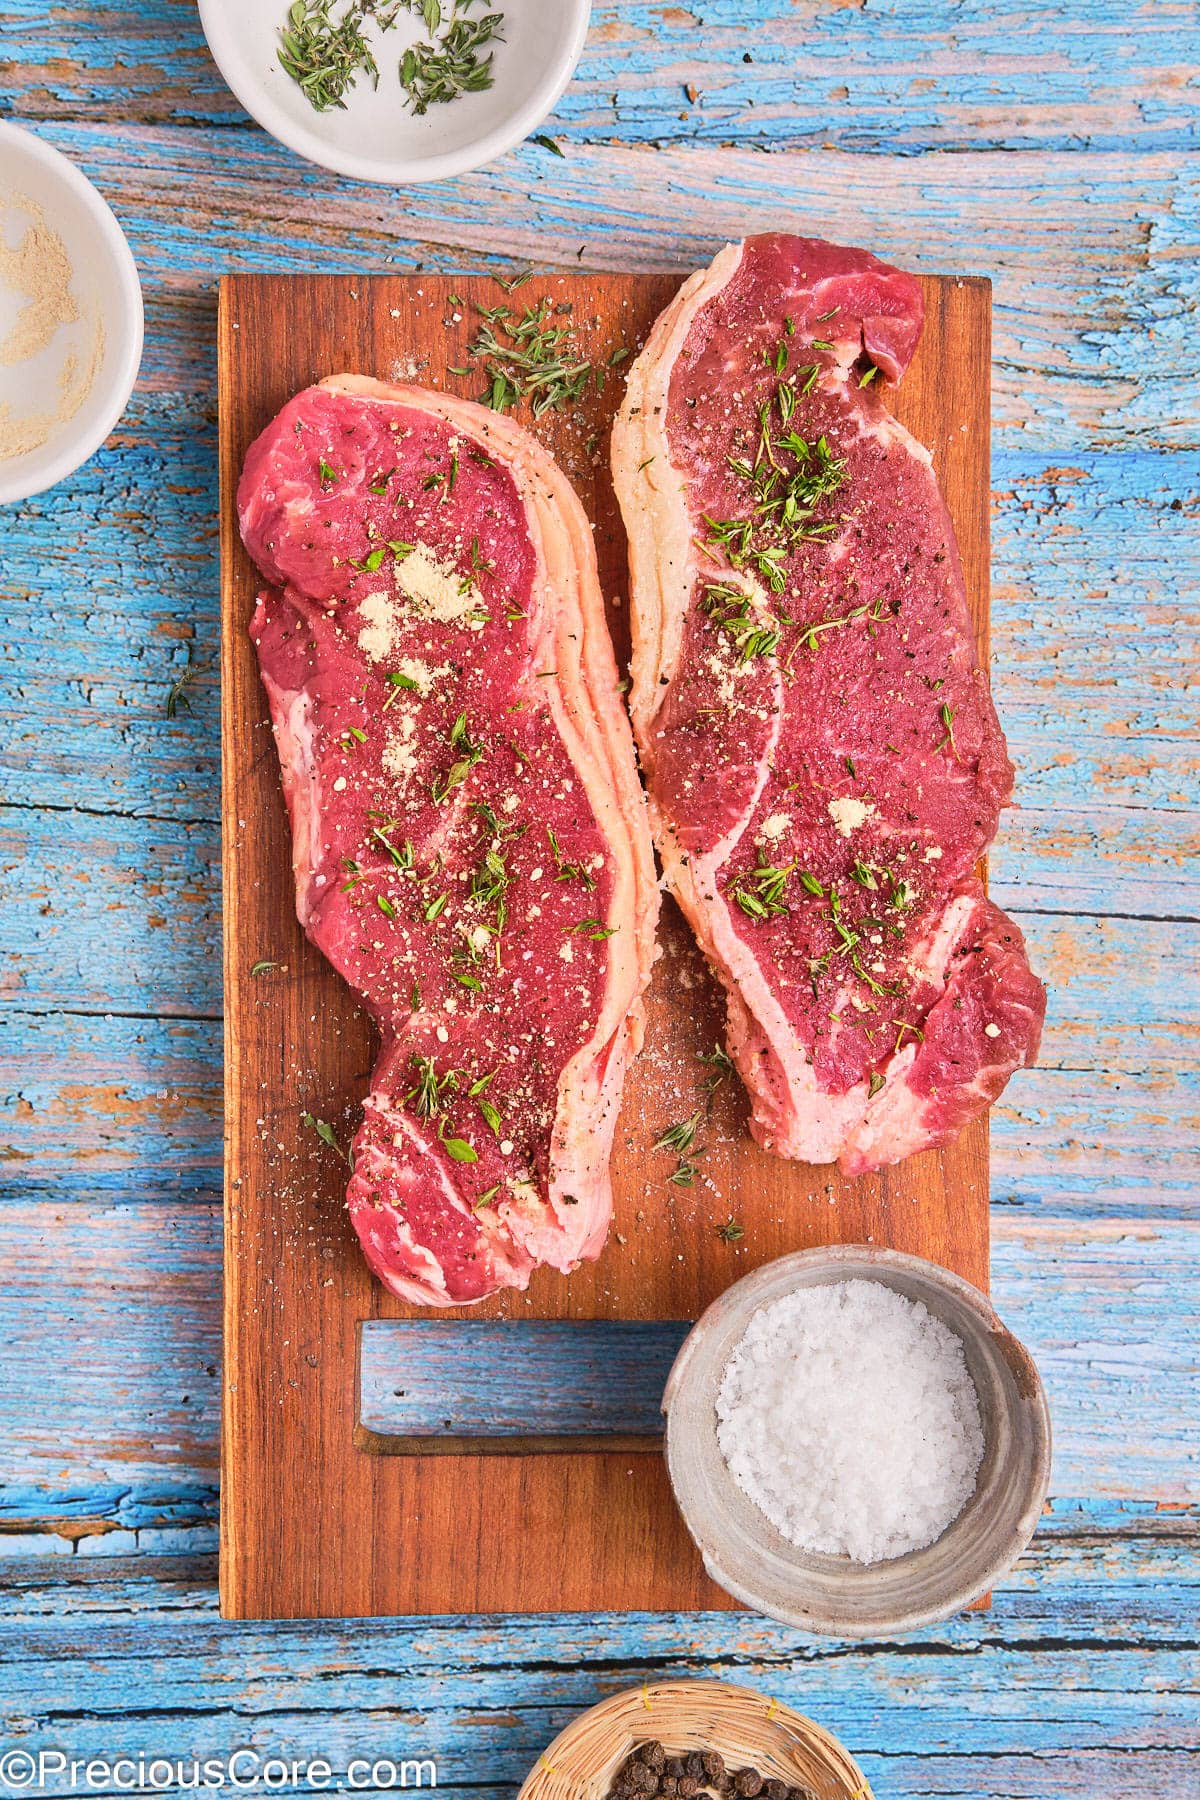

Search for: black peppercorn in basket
xmin=518 ymin=1680 xmax=873 ymax=1800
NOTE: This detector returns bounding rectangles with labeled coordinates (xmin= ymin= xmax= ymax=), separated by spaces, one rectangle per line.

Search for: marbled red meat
xmin=612 ymin=235 xmax=1044 ymax=1174
xmin=239 ymin=376 xmax=658 ymax=1303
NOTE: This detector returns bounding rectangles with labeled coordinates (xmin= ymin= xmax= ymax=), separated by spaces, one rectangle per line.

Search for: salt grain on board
xmin=716 ymin=1280 xmax=985 ymax=1563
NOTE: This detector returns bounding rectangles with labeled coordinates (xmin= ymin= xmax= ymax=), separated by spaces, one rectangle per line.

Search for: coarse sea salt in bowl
xmin=662 ymin=1244 xmax=1051 ymax=1638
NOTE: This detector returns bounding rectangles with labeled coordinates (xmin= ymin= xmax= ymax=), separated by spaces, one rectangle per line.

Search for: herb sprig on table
xmin=277 ymin=0 xmax=504 ymax=117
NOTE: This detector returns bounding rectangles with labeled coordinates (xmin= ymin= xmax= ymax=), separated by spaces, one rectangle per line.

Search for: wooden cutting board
xmin=218 ymin=269 xmax=992 ymax=1620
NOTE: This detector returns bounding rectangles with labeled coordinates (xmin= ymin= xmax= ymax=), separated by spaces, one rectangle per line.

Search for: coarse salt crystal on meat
xmin=239 ymin=375 xmax=658 ymax=1304
xmin=612 ymin=235 xmax=1045 ymax=1174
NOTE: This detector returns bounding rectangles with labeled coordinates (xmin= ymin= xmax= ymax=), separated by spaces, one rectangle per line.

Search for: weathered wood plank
xmin=4 ymin=0 xmax=1198 ymax=157
xmin=0 ymin=1012 xmax=221 ymax=1199
xmin=3 ymin=912 xmax=1196 ymax=1212
xmin=3 ymin=907 xmax=1196 ymax=1223
xmin=0 ymin=1523 xmax=1195 ymax=1798
xmin=4 ymin=449 xmax=1195 ymax=824
xmin=0 ymin=0 xmax=1194 ymax=1749
xmin=1 ymin=1203 xmax=1195 ymax=1527
xmin=3 ymin=801 xmax=1195 ymax=1034
xmin=9 ymin=126 xmax=1194 ymax=454
xmin=0 ymin=808 xmax=222 ymax=1016
xmin=4 ymin=1492 xmax=1197 ymax=1601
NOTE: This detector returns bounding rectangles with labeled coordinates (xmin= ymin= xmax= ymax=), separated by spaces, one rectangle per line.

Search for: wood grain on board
xmin=218 ymin=270 xmax=992 ymax=1620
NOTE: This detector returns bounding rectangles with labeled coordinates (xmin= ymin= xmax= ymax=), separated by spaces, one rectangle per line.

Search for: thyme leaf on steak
xmin=795 ymin=593 xmax=894 ymax=654
xmin=468 ymin=1073 xmax=503 ymax=1139
xmin=699 ymin=582 xmax=782 ymax=665
xmin=439 ymin=1125 xmax=478 ymax=1162
xmin=407 ymin=1053 xmax=459 ymax=1118
xmin=351 ymin=545 xmax=387 ymax=573
xmin=716 ymin=1214 xmax=745 ymax=1243
xmin=703 ymin=336 xmax=848 ymax=596
xmin=894 ymin=1018 xmax=925 ymax=1053
xmin=566 ymin=917 xmax=618 ymax=939
xmin=423 ymin=451 xmax=460 ymax=500
xmin=432 ymin=712 xmax=485 ymax=803
xmin=546 ymin=825 xmax=597 ymax=889
xmin=934 ymin=701 xmax=960 ymax=760
xmin=729 ymin=856 xmax=796 ymax=921
xmin=825 ymin=887 xmax=903 ymax=999
xmin=469 ymin=845 xmax=510 ymax=948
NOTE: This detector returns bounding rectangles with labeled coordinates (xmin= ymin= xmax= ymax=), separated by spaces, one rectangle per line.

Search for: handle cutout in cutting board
xmin=355 ymin=1319 xmax=692 ymax=1455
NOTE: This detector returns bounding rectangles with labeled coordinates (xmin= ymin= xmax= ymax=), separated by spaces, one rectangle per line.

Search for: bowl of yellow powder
xmin=0 ymin=123 xmax=143 ymax=505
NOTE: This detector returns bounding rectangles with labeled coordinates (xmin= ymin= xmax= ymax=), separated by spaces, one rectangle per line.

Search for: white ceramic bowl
xmin=0 ymin=123 xmax=143 ymax=507
xmin=663 ymin=1245 xmax=1052 ymax=1638
xmin=198 ymin=0 xmax=592 ymax=185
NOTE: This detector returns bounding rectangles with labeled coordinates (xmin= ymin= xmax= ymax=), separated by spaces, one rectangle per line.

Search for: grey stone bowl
xmin=662 ymin=1244 xmax=1052 ymax=1637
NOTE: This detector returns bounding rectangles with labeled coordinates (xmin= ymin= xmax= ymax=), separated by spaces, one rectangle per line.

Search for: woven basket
xmin=518 ymin=1680 xmax=874 ymax=1800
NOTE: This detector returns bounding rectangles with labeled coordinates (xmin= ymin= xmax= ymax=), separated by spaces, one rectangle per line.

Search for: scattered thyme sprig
xmin=301 ymin=1110 xmax=353 ymax=1165
xmin=652 ymin=1043 xmax=737 ymax=1191
xmin=654 ymin=1108 xmax=704 ymax=1189
xmin=165 ymin=658 xmax=202 ymax=720
xmin=653 ymin=1110 xmax=703 ymax=1158
xmin=464 ymin=295 xmax=593 ymax=417
xmin=704 ymin=347 xmax=849 ymax=594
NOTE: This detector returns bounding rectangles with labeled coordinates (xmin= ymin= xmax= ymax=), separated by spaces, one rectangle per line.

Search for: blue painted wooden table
xmin=1 ymin=1 xmax=1197 ymax=1792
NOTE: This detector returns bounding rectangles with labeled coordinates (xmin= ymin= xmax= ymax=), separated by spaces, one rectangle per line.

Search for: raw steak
xmin=612 ymin=235 xmax=1044 ymax=1174
xmin=239 ymin=375 xmax=658 ymax=1304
